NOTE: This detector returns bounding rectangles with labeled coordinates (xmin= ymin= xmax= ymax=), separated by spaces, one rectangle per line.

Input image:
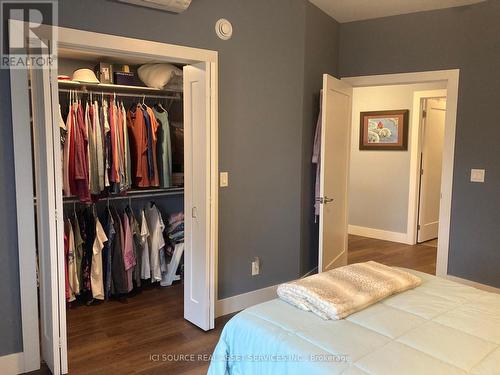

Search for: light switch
xmin=470 ymin=169 xmax=485 ymax=183
xmin=251 ymin=257 xmax=260 ymax=276
xmin=220 ymin=172 xmax=229 ymax=187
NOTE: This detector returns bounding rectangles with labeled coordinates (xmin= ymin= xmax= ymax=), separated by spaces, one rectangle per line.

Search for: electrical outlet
xmin=251 ymin=257 xmax=260 ymax=276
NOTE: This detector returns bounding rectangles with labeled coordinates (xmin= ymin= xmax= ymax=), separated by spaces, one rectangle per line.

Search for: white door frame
xmin=342 ymin=69 xmax=460 ymax=278
xmin=410 ymin=90 xmax=447 ymax=244
xmin=10 ymin=25 xmax=219 ymax=372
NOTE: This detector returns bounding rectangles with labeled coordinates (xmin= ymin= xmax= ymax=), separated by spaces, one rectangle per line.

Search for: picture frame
xmin=359 ymin=109 xmax=409 ymax=150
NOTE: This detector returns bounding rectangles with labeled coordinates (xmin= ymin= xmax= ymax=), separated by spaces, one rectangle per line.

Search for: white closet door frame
xmin=9 ymin=54 xmax=41 ymax=375
xmin=183 ymin=62 xmax=212 ymax=330
xmin=10 ymin=22 xmax=219 ymax=373
xmin=30 ymin=57 xmax=67 ymax=375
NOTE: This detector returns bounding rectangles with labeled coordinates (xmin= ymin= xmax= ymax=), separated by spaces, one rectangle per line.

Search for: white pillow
xmin=137 ymin=63 xmax=183 ymax=89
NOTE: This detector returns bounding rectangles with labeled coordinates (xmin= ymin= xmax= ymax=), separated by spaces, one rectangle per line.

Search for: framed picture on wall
xmin=359 ymin=109 xmax=409 ymax=150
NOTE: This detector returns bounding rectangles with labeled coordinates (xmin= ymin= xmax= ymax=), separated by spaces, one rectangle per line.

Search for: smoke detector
xmin=215 ymin=18 xmax=233 ymax=40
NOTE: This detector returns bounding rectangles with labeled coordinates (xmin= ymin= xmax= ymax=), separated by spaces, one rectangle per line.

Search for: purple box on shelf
xmin=113 ymin=71 xmax=142 ymax=86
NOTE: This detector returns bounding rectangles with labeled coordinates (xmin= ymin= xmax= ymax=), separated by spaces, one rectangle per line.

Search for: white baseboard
xmin=349 ymin=225 xmax=410 ymax=244
xmin=446 ymin=274 xmax=500 ymax=294
xmin=216 ymin=284 xmax=279 ymax=318
xmin=0 ymin=352 xmax=24 ymax=375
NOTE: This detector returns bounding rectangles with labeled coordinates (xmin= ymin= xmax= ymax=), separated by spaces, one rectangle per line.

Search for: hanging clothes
xmin=145 ymin=203 xmax=165 ymax=282
xmin=102 ymin=99 xmax=111 ymax=188
xmin=122 ymin=103 xmax=132 ymax=189
xmin=127 ymin=104 xmax=148 ymax=187
xmin=73 ymin=213 xmax=84 ymax=294
xmin=110 ymin=206 xmax=128 ymax=295
xmin=109 ymin=99 xmax=120 ymax=185
xmin=74 ymin=102 xmax=91 ymax=202
xmin=58 ymin=104 xmax=68 ymax=195
xmin=102 ymin=207 xmax=115 ymax=300
xmin=80 ymin=207 xmax=96 ymax=297
xmin=116 ymin=101 xmax=126 ymax=190
xmin=153 ymin=105 xmax=172 ymax=188
xmin=127 ymin=206 xmax=142 ymax=287
xmin=68 ymin=102 xmax=78 ymax=195
xmin=95 ymin=100 xmax=105 ymax=193
xmin=143 ymin=106 xmax=154 ymax=183
xmin=88 ymin=101 xmax=100 ymax=195
xmin=91 ymin=217 xmax=107 ymax=300
xmin=146 ymin=106 xmax=160 ymax=187
xmin=139 ymin=208 xmax=151 ymax=280
xmin=312 ymin=91 xmax=323 ymax=222
xmin=66 ymin=218 xmax=79 ymax=301
xmin=121 ymin=211 xmax=136 ymax=292
xmin=63 ymin=102 xmax=73 ymax=196
xmin=64 ymin=231 xmax=70 ymax=302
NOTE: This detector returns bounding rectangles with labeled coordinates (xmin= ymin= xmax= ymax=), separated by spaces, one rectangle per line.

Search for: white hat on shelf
xmin=72 ymin=68 xmax=100 ymax=84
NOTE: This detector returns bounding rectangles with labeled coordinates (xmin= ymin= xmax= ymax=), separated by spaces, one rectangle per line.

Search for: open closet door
xmin=318 ymin=74 xmax=353 ymax=272
xmin=28 ymin=42 xmax=68 ymax=373
xmin=183 ymin=62 xmax=213 ymax=330
xmin=417 ymin=98 xmax=446 ymax=243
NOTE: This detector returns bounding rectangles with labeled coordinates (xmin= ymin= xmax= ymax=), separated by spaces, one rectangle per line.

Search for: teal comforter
xmin=208 ymin=269 xmax=500 ymax=374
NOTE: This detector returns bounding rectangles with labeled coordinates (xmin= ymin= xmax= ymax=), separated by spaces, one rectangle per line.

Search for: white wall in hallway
xmin=348 ymin=82 xmax=446 ymax=236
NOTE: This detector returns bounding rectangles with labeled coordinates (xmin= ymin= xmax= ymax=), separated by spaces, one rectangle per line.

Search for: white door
xmin=417 ymin=98 xmax=446 ymax=243
xmin=29 ymin=48 xmax=68 ymax=372
xmin=183 ymin=62 xmax=214 ymax=330
xmin=318 ymin=75 xmax=353 ymax=272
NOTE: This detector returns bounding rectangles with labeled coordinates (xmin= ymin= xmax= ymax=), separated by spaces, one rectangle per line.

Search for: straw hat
xmin=72 ymin=68 xmax=100 ymax=84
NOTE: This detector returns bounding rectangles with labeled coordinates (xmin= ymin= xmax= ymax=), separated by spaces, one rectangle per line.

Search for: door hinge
xmin=422 ymin=110 xmax=427 ymax=118
xmin=417 ymin=224 xmax=421 ymax=230
xmin=58 ymin=337 xmax=63 ymax=348
xmin=420 ymin=168 xmax=424 ymax=175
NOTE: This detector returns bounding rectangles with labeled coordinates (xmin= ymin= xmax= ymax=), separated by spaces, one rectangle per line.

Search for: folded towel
xmin=277 ymin=261 xmax=421 ymax=320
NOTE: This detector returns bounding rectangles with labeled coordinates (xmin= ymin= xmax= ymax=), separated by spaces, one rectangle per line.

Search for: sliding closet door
xmin=318 ymin=75 xmax=352 ymax=272
xmin=29 ymin=47 xmax=68 ymax=373
xmin=183 ymin=62 xmax=213 ymax=330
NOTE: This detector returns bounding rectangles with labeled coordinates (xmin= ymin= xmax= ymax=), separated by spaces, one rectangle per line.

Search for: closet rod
xmin=32 ymin=188 xmax=184 ymax=205
xmin=58 ymin=88 xmax=182 ymax=100
xmin=62 ymin=188 xmax=184 ymax=204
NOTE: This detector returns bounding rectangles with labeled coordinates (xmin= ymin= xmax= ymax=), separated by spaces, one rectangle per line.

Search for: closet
xmin=11 ymin=25 xmax=218 ymax=375
xmin=57 ymin=57 xmax=187 ymax=305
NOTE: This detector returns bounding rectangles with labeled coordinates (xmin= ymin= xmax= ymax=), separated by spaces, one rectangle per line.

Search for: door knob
xmin=315 ymin=196 xmax=334 ymax=204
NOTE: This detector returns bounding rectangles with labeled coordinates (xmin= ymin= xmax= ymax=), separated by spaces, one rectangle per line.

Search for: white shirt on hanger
xmin=145 ymin=204 xmax=165 ymax=283
xmin=91 ymin=218 xmax=108 ymax=300
xmin=140 ymin=209 xmax=151 ymax=280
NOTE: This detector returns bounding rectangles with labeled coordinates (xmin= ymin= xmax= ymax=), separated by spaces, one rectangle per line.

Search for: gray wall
xmin=339 ymin=0 xmax=500 ymax=287
xmin=0 ymin=70 xmax=23 ymax=356
xmin=300 ymin=2 xmax=339 ymax=274
xmin=0 ymin=0 xmax=338 ymax=355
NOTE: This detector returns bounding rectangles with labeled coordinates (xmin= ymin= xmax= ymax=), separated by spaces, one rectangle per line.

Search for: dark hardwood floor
xmin=348 ymin=235 xmax=437 ymax=275
xmin=29 ymin=235 xmax=436 ymax=375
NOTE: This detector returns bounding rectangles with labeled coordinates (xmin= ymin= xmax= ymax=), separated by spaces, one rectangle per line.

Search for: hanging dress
xmin=127 ymin=104 xmax=148 ymax=187
xmin=153 ymin=105 xmax=172 ymax=188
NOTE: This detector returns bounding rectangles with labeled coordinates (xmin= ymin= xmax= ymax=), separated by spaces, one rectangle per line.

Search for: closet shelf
xmin=57 ymin=80 xmax=183 ymax=99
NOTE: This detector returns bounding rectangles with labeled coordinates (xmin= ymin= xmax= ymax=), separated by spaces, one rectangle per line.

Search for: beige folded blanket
xmin=277 ymin=261 xmax=421 ymax=320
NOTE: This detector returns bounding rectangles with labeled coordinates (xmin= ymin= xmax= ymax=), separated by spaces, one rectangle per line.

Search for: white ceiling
xmin=309 ymin=0 xmax=486 ymax=23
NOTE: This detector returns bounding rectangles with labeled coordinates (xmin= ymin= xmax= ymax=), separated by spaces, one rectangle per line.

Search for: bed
xmin=208 ymin=269 xmax=500 ymax=375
